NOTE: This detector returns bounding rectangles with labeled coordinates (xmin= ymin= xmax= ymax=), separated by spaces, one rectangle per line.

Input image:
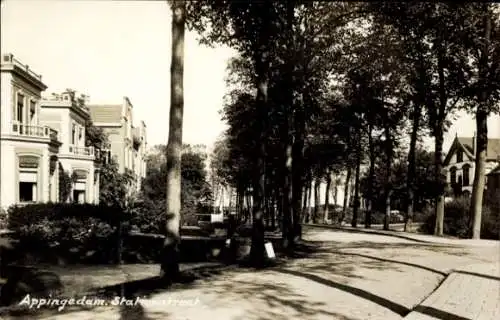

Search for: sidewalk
xmin=306 ymin=223 xmax=500 ymax=247
xmin=404 ymin=267 xmax=500 ymax=320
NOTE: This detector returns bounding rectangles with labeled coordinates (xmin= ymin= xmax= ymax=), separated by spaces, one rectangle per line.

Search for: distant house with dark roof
xmin=87 ymin=97 xmax=147 ymax=194
xmin=443 ymin=134 xmax=500 ymax=197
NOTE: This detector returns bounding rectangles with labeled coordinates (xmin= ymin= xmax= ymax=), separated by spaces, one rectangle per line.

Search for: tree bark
xmin=434 ymin=125 xmax=445 ymax=236
xmin=352 ymin=142 xmax=361 ymax=228
xmin=433 ymin=48 xmax=448 ymax=237
xmin=405 ymin=104 xmax=421 ymax=232
xmin=470 ymin=6 xmax=491 ymax=239
xmin=365 ymin=124 xmax=375 ymax=228
xmin=313 ymin=178 xmax=321 ymax=223
xmin=323 ymin=169 xmax=331 ymax=223
xmin=341 ymin=167 xmax=351 ymax=224
xmin=161 ymin=0 xmax=185 ymax=280
xmin=383 ymin=127 xmax=393 ymax=231
xmin=282 ymin=143 xmax=293 ymax=248
xmin=305 ymin=178 xmax=313 ymax=223
xmin=249 ymin=45 xmax=269 ymax=266
xmin=383 ymin=125 xmax=392 ymax=231
xmin=333 ymin=177 xmax=338 ymax=210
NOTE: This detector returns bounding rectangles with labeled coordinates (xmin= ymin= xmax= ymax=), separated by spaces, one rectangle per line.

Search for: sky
xmin=1 ymin=0 xmax=235 ymax=150
xmin=1 ymin=0 xmax=499 ymax=154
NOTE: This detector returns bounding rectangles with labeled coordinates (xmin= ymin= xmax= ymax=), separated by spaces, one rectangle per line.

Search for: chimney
xmin=472 ymin=131 xmax=476 ymax=156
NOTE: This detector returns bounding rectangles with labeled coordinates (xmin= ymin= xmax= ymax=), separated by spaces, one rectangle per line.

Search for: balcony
xmin=11 ymin=122 xmax=59 ymax=141
xmin=68 ymin=145 xmax=95 ymax=156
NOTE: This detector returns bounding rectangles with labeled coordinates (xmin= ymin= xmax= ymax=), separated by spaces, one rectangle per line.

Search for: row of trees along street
xmin=160 ymin=2 xmax=500 ymax=279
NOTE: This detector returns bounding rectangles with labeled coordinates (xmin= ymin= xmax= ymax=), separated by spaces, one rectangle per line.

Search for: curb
xmin=304 ymin=223 xmax=435 ymax=244
xmin=403 ymin=262 xmax=500 ymax=320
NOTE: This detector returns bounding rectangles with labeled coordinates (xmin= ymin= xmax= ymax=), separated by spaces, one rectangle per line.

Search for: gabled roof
xmin=445 ymin=136 xmax=500 ymax=165
xmin=444 ymin=137 xmax=475 ymax=165
xmin=87 ymin=104 xmax=122 ymax=124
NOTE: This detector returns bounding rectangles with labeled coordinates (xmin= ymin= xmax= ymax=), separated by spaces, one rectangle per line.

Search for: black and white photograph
xmin=0 ymin=1 xmax=499 ymax=319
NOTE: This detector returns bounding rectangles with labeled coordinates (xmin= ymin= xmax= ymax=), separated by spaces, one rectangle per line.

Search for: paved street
xmin=4 ymin=226 xmax=500 ymax=320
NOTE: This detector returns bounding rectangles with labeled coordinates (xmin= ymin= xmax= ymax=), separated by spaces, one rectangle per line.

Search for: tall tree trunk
xmin=282 ymin=142 xmax=293 ymax=248
xmin=405 ymin=104 xmax=421 ymax=232
xmin=249 ymin=47 xmax=269 ymax=266
xmin=341 ymin=167 xmax=351 ymax=224
xmin=302 ymin=184 xmax=308 ymax=222
xmin=433 ymin=48 xmax=448 ymax=237
xmin=383 ymin=127 xmax=393 ymax=231
xmin=291 ymin=0 xmax=306 ymax=241
xmin=271 ymin=196 xmax=276 ymax=230
xmin=276 ymin=186 xmax=283 ymax=229
xmin=313 ymin=178 xmax=320 ymax=223
xmin=352 ymin=142 xmax=362 ymax=227
xmin=292 ymin=118 xmax=305 ymax=239
xmin=161 ymin=0 xmax=185 ymax=280
xmin=305 ymin=178 xmax=313 ymax=223
xmin=365 ymin=124 xmax=375 ymax=228
xmin=323 ymin=169 xmax=331 ymax=223
xmin=333 ymin=177 xmax=338 ymax=209
xmin=220 ymin=187 xmax=224 ymax=213
xmin=238 ymin=184 xmax=244 ymax=221
xmin=470 ymin=6 xmax=491 ymax=239
xmin=302 ymin=186 xmax=307 ymax=213
xmin=246 ymin=191 xmax=253 ymax=224
xmin=433 ymin=124 xmax=445 ymax=236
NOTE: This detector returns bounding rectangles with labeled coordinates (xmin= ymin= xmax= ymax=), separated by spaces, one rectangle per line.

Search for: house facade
xmin=0 ymin=53 xmax=61 ymax=208
xmin=40 ymin=91 xmax=99 ymax=203
xmin=87 ymin=98 xmax=147 ymax=195
xmin=443 ymin=135 xmax=500 ymax=197
xmin=0 ymin=54 xmax=101 ymax=209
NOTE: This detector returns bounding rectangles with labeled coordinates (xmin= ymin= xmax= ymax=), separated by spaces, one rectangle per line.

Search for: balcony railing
xmin=68 ymin=145 xmax=95 ymax=156
xmin=2 ymin=54 xmax=43 ymax=82
xmin=11 ymin=122 xmax=58 ymax=140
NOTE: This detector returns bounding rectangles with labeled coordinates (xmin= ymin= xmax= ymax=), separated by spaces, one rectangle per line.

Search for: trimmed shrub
xmin=0 ymin=208 xmax=7 ymax=230
xmin=419 ymin=197 xmax=499 ymax=239
xmin=6 ymin=203 xmax=129 ymax=265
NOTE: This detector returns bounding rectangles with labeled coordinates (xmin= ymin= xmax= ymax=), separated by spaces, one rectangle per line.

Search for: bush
xmin=420 ymin=197 xmax=499 ymax=239
xmin=128 ymin=199 xmax=164 ymax=234
xmin=0 ymin=208 xmax=7 ymax=230
xmin=6 ymin=203 xmax=128 ymax=265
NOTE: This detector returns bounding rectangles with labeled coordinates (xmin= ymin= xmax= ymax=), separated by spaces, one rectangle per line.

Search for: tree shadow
xmin=191 ymin=274 xmax=362 ymax=320
xmin=0 ymin=227 xmax=488 ymax=319
xmin=270 ymin=268 xmax=410 ymax=316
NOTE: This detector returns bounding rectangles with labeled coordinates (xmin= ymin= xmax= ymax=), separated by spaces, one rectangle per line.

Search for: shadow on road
xmin=0 ymin=228 xmax=487 ymax=320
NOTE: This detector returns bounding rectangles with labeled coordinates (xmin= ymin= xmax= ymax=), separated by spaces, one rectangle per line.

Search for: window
xmin=463 ymin=165 xmax=470 ymax=186
xmin=71 ymin=124 xmax=76 ymax=144
xmin=450 ymin=167 xmax=457 ymax=185
xmin=73 ymin=180 xmax=86 ymax=203
xmin=79 ymin=127 xmax=83 ymax=143
xmin=456 ymin=150 xmax=463 ymax=163
xmin=19 ymin=182 xmax=37 ymax=202
xmin=73 ymin=190 xmax=85 ymax=204
xmin=29 ymin=100 xmax=36 ymax=123
xmin=16 ymin=93 xmax=24 ymax=122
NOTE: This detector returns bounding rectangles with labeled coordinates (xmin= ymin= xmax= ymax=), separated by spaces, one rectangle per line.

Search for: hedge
xmin=419 ymin=197 xmax=499 ymax=239
xmin=6 ymin=203 xmax=129 ymax=265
